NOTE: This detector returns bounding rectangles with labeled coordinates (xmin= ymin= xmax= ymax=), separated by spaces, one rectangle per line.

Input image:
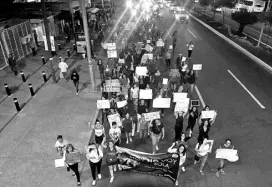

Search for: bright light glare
xmin=126 ymin=1 xmax=132 ymax=8
xmin=135 ymin=4 xmax=140 ymax=9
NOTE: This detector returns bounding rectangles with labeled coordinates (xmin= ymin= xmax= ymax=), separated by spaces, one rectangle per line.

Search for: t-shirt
xmin=131 ymin=87 xmax=139 ymax=99
xmin=58 ymin=62 xmax=68 ymax=72
xmin=55 ymin=140 xmax=68 ymax=149
xmin=150 ymin=123 xmax=164 ymax=135
xmin=109 ymin=127 xmax=121 ymax=140
xmin=188 ymin=44 xmax=194 ymax=51
xmin=94 ymin=125 xmax=104 ymax=137
xmin=138 ymin=118 xmax=149 ymax=130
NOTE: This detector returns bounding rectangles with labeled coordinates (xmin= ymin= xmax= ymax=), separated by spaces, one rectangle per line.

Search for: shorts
xmin=95 ymin=135 xmax=104 ymax=144
xmin=106 ymin=160 xmax=119 ymax=166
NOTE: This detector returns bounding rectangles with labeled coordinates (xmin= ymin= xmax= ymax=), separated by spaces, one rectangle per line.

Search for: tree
xmin=214 ymin=0 xmax=237 ymax=24
xmin=199 ymin=0 xmax=210 ymax=13
xmin=257 ymin=11 xmax=272 ymax=46
xmin=231 ymin=10 xmax=258 ymax=36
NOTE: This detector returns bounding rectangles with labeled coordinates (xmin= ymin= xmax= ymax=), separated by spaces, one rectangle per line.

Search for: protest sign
xmin=181 ymin=64 xmax=188 ymax=72
xmin=147 ymin=40 xmax=151 ymax=44
xmin=107 ymin=50 xmax=117 ymax=58
xmin=169 ymin=45 xmax=173 ymax=49
xmin=162 ymin=78 xmax=168 ymax=85
xmin=105 ymin=79 xmax=120 ymax=92
xmin=204 ymin=139 xmax=214 ymax=153
xmin=156 ymin=40 xmax=164 ymax=47
xmin=136 ymin=66 xmax=148 ymax=76
xmin=182 ymin=57 xmax=187 ymax=62
xmin=117 ymin=100 xmax=128 ymax=108
xmin=55 ymin=158 xmax=65 ymax=168
xmin=108 ymin=113 xmax=122 ymax=128
xmin=145 ymin=53 xmax=153 ymax=60
xmin=216 ymin=149 xmax=239 ymax=162
xmin=140 ymin=54 xmax=148 ymax=64
xmin=65 ymin=152 xmax=81 ymax=163
xmin=116 ymin=146 xmax=179 ymax=183
xmin=193 ymin=64 xmax=202 ymax=71
xmin=118 ymin=58 xmax=125 ymax=64
xmin=145 ymin=44 xmax=153 ymax=52
xmin=97 ymin=100 xmax=110 ymax=109
xmin=153 ymin=98 xmax=171 ymax=108
xmin=173 ymin=93 xmax=188 ymax=102
xmin=139 ymin=89 xmax=153 ymax=99
xmin=103 ymin=43 xmax=116 ymax=50
xmin=201 ymin=110 xmax=216 ymax=119
xmin=175 ymin=101 xmax=190 ymax=112
xmin=191 ymin=100 xmax=200 ymax=106
xmin=143 ymin=111 xmax=160 ymax=121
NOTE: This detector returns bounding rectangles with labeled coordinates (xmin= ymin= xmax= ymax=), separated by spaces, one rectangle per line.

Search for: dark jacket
xmin=71 ymin=72 xmax=79 ymax=82
xmin=8 ymin=57 xmax=16 ymax=67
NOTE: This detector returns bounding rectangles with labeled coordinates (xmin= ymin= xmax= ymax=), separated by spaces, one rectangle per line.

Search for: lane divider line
xmin=187 ymin=28 xmax=197 ymax=38
xmin=227 ymin=70 xmax=265 ymax=109
xmin=195 ymin=85 xmax=205 ymax=108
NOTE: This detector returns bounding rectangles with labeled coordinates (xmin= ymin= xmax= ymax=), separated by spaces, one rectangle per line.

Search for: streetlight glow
xmin=126 ymin=0 xmax=132 ymax=8
xmin=131 ymin=9 xmax=136 ymax=16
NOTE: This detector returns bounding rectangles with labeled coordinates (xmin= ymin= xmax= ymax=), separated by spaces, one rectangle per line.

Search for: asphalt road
xmin=194 ymin=4 xmax=272 ymax=49
xmin=87 ymin=3 xmax=272 ymax=187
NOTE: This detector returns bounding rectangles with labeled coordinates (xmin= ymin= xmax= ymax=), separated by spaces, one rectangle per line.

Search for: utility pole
xmin=257 ymin=0 xmax=271 ymax=47
xmin=42 ymin=0 xmax=57 ymax=83
xmin=79 ymin=0 xmax=96 ymax=90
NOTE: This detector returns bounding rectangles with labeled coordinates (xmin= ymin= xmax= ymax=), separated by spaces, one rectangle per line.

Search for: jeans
xmin=140 ymin=129 xmax=148 ymax=139
xmin=188 ymin=50 xmax=193 ymax=58
xmin=151 ymin=132 xmax=161 ymax=153
xmin=68 ymin=163 xmax=81 ymax=183
xmin=195 ymin=154 xmax=208 ymax=171
xmin=10 ymin=66 xmax=18 ymax=75
xmin=73 ymin=81 xmax=79 ymax=92
xmin=89 ymin=159 xmax=102 ymax=180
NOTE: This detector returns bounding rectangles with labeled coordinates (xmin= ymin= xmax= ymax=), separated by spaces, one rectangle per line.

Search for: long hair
xmin=177 ymin=144 xmax=186 ymax=156
xmin=66 ymin=143 xmax=75 ymax=153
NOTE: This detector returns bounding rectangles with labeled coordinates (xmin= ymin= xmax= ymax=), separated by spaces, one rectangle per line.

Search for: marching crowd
xmin=54 ymin=5 xmax=238 ymax=187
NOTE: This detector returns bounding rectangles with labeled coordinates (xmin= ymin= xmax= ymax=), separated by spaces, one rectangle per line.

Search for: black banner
xmin=116 ymin=146 xmax=179 ymax=183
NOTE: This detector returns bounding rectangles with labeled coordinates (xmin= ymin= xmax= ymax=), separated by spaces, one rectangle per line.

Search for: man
xmin=33 ymin=30 xmax=39 ymax=46
xmin=58 ymin=58 xmax=68 ymax=79
xmin=30 ymin=38 xmax=37 ymax=56
xmin=176 ymin=54 xmax=183 ymax=70
xmin=8 ymin=54 xmax=17 ymax=76
xmin=55 ymin=135 xmax=68 ymax=156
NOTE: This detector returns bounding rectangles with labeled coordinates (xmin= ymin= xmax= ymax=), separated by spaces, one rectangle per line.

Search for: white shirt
xmin=86 ymin=146 xmax=103 ymax=163
xmin=195 ymin=143 xmax=210 ymax=157
xmin=131 ymin=87 xmax=139 ymax=98
xmin=55 ymin=140 xmax=68 ymax=149
xmin=109 ymin=127 xmax=121 ymax=139
xmin=59 ymin=62 xmax=68 ymax=72
xmin=187 ymin=44 xmax=194 ymax=51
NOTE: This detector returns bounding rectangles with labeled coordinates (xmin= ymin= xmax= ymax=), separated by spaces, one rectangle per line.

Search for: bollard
xmin=73 ymin=44 xmax=76 ymax=51
xmin=41 ymin=56 xmax=46 ymax=65
xmin=28 ymin=84 xmax=35 ymax=97
xmin=20 ymin=71 xmax=26 ymax=82
xmin=42 ymin=71 xmax=47 ymax=83
xmin=58 ymin=44 xmax=61 ymax=50
xmin=13 ymin=98 xmax=21 ymax=112
xmin=67 ymin=49 xmax=70 ymax=57
xmin=4 ymin=83 xmax=11 ymax=96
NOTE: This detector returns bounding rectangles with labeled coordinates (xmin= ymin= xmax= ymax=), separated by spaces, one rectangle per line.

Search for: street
xmin=0 ymin=1 xmax=272 ymax=187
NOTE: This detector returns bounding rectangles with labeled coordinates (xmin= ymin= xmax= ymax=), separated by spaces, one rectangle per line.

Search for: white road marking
xmin=227 ymin=70 xmax=265 ymax=109
xmin=195 ymin=85 xmax=205 ymax=108
xmin=187 ymin=28 xmax=197 ymax=38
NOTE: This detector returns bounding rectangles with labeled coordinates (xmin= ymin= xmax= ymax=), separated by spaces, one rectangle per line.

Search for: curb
xmin=189 ymin=13 xmax=272 ymax=75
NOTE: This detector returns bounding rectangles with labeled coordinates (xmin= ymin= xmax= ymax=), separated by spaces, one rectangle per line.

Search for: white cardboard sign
xmin=153 ymin=98 xmax=171 ymax=108
xmin=136 ymin=66 xmax=148 ymax=76
xmin=173 ymin=93 xmax=188 ymax=102
xmin=107 ymin=113 xmax=122 ymax=128
xmin=216 ymin=149 xmax=239 ymax=162
xmin=139 ymin=89 xmax=153 ymax=99
xmin=193 ymin=64 xmax=202 ymax=70
xmin=201 ymin=110 xmax=216 ymax=119
xmin=97 ymin=100 xmax=110 ymax=109
xmin=143 ymin=111 xmax=160 ymax=121
xmin=162 ymin=78 xmax=168 ymax=85
xmin=117 ymin=100 xmax=128 ymax=108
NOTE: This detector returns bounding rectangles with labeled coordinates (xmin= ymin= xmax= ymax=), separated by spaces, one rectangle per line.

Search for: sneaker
xmin=194 ymin=160 xmax=198 ymax=165
xmin=189 ymin=130 xmax=192 ymax=137
xmin=92 ymin=180 xmax=96 ymax=186
xmin=200 ymin=170 xmax=204 ymax=175
xmin=216 ymin=171 xmax=220 ymax=177
xmin=126 ymin=139 xmax=129 ymax=144
xmin=110 ymin=176 xmax=115 ymax=183
xmin=113 ymin=166 xmax=117 ymax=172
xmin=220 ymin=169 xmax=225 ymax=175
xmin=98 ymin=174 xmax=102 ymax=179
xmin=129 ymin=137 xmax=132 ymax=142
xmin=156 ymin=145 xmax=159 ymax=151
xmin=181 ymin=167 xmax=185 ymax=172
xmin=175 ymin=180 xmax=178 ymax=186
xmin=77 ymin=182 xmax=81 ymax=186
xmin=72 ymin=172 xmax=75 ymax=176
xmin=76 ymin=92 xmax=79 ymax=95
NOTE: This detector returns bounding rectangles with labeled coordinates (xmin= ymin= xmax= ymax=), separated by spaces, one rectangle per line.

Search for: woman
xmin=109 ymin=122 xmax=122 ymax=146
xmin=186 ymin=69 xmax=196 ymax=94
xmin=215 ymin=139 xmax=235 ymax=177
xmin=175 ymin=132 xmax=191 ymax=149
xmin=194 ymin=138 xmax=210 ymax=175
xmin=104 ymin=141 xmax=119 ymax=183
xmin=186 ymin=106 xmax=198 ymax=135
xmin=138 ymin=76 xmax=147 ymax=89
xmin=120 ymin=74 xmax=130 ymax=99
xmin=130 ymin=84 xmax=139 ymax=112
xmin=198 ymin=120 xmax=211 ymax=142
xmin=138 ymin=99 xmax=148 ymax=117
xmin=168 ymin=144 xmax=187 ymax=186
xmin=187 ymin=41 xmax=194 ymax=59
xmin=165 ymin=49 xmax=171 ymax=67
xmin=70 ymin=69 xmax=80 ymax=95
xmin=86 ymin=142 xmax=103 ymax=186
xmin=174 ymin=111 xmax=184 ymax=142
xmin=138 ymin=114 xmax=149 ymax=142
xmin=198 ymin=105 xmax=217 ymax=125
xmin=97 ymin=59 xmax=105 ymax=80
xmin=148 ymin=119 xmax=165 ymax=154
xmin=145 ymin=84 xmax=152 ymax=109
xmin=64 ymin=144 xmax=81 ymax=186
xmin=122 ymin=113 xmax=135 ymax=144
xmin=153 ymin=69 xmax=162 ymax=90
xmin=94 ymin=120 xmax=106 ymax=145
xmin=169 ymin=69 xmax=180 ymax=92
